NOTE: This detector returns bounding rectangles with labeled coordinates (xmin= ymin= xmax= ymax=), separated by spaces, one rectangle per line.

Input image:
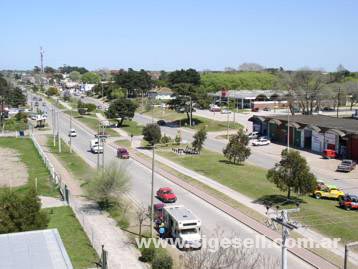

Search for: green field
xmin=120 ymin=119 xmax=143 ymax=136
xmin=143 ymin=108 xmax=242 ymax=132
xmin=115 ymin=139 xmax=132 ymax=148
xmin=157 ymin=148 xmax=358 ymax=243
xmin=46 ymin=206 xmax=98 ymax=269
xmin=0 ymin=137 xmax=58 ymax=197
xmin=201 ymin=71 xmax=278 ymax=91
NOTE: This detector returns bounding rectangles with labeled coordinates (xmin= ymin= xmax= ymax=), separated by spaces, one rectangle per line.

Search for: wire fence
xmin=30 ymin=133 xmax=109 ymax=269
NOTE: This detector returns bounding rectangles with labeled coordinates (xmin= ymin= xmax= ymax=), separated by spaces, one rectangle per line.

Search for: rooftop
xmin=0 ymin=229 xmax=73 ymax=269
xmin=250 ymin=114 xmax=358 ymax=134
xmin=165 ymin=205 xmax=198 ymax=222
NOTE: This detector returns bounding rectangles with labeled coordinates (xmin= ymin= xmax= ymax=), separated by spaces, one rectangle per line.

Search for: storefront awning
xmin=248 ymin=116 xmax=266 ymax=122
xmin=326 ymin=129 xmax=346 ymax=137
xmin=268 ymin=119 xmax=282 ymax=125
xmin=286 ymin=122 xmax=300 ymax=128
xmin=305 ymin=124 xmax=321 ymax=132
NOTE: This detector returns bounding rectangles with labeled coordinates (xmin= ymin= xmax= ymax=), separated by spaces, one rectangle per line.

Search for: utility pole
xmin=287 ymin=109 xmax=290 ymax=150
xmin=189 ymin=96 xmax=192 ymax=127
xmin=40 ymin=47 xmax=44 ymax=73
xmin=69 ymin=108 xmax=72 ymax=153
xmin=227 ymin=112 xmax=230 ymax=139
xmin=344 ymin=241 xmax=358 ymax=269
xmin=97 ymin=123 xmax=100 ymax=170
xmin=52 ymin=108 xmax=56 ymax=146
xmin=150 ymin=145 xmax=155 ymax=238
xmin=102 ymin=124 xmax=105 ymax=171
xmin=272 ymin=207 xmax=299 ymax=269
xmin=101 ymin=82 xmax=104 ymax=98
xmin=57 ymin=111 xmax=61 ymax=153
xmin=337 ymin=87 xmax=341 ymax=118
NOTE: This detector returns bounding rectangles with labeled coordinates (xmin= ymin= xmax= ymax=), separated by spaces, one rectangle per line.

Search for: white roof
xmin=0 ymin=229 xmax=73 ymax=269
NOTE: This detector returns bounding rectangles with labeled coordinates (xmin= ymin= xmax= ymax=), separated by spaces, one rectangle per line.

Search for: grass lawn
xmin=120 ymin=120 xmax=143 ymax=136
xmin=0 ymin=137 xmax=58 ymax=197
xmin=115 ymin=139 xmax=131 ymax=148
xmin=46 ymin=136 xmax=95 ymax=184
xmin=46 ymin=206 xmax=98 ymax=269
xmin=157 ymin=148 xmax=358 ymax=243
xmin=143 ymin=108 xmax=242 ymax=132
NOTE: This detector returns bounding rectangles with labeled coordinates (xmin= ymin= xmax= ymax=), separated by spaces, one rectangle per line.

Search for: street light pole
xmin=52 ymin=108 xmax=56 ymax=146
xmin=69 ymin=108 xmax=72 ymax=153
xmin=150 ymin=145 xmax=155 ymax=238
xmin=57 ymin=111 xmax=61 ymax=153
xmin=97 ymin=123 xmax=100 ymax=170
xmin=287 ymin=108 xmax=290 ymax=150
xmin=102 ymin=124 xmax=105 ymax=171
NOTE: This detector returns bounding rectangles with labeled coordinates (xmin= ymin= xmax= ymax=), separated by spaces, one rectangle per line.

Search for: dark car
xmin=117 ymin=147 xmax=129 ymax=159
xmin=157 ymin=120 xmax=166 ymax=126
xmin=323 ymin=107 xmax=335 ymax=111
xmin=156 ymin=187 xmax=177 ymax=203
xmin=339 ymin=194 xmax=358 ymax=210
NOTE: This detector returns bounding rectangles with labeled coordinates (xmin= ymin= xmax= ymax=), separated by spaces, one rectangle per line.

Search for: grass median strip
xmin=0 ymin=137 xmax=58 ymax=197
xmin=46 ymin=206 xmax=98 ymax=269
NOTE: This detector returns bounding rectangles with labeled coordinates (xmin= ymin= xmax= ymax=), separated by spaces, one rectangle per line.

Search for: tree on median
xmin=105 ymin=98 xmax=137 ymax=127
xmin=87 ymin=161 xmax=130 ymax=209
xmin=192 ymin=126 xmax=207 ymax=153
xmin=223 ymin=129 xmax=250 ymax=164
xmin=267 ymin=149 xmax=317 ymax=199
xmin=142 ymin=123 xmax=161 ymax=146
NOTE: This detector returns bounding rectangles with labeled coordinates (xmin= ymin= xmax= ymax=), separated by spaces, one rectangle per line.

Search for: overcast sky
xmin=1 ymin=0 xmax=357 ymax=71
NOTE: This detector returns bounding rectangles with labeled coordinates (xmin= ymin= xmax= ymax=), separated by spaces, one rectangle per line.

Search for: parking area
xmin=250 ymin=142 xmax=358 ymax=192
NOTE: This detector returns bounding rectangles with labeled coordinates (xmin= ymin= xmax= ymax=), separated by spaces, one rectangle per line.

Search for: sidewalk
xmin=35 ymin=134 xmax=145 ymax=269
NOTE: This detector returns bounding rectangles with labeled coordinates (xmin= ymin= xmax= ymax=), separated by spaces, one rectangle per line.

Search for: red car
xmin=339 ymin=194 xmax=358 ymax=210
xmin=117 ymin=148 xmax=129 ymax=159
xmin=156 ymin=187 xmax=177 ymax=203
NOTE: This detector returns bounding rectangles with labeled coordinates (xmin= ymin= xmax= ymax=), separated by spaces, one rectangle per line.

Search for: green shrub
xmin=152 ymin=249 xmax=173 ymax=269
xmin=139 ymin=244 xmax=156 ymax=262
xmin=160 ymin=134 xmax=171 ymax=144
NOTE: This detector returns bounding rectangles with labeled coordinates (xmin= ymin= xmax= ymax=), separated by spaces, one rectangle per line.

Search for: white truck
xmin=162 ymin=205 xmax=202 ymax=249
xmin=90 ymin=139 xmax=103 ymax=154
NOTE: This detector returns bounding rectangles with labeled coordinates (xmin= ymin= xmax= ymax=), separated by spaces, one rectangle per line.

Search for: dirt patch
xmin=0 ymin=148 xmax=28 ymax=187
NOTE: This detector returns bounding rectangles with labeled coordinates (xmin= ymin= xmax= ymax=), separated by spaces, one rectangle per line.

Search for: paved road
xmin=28 ymin=94 xmax=312 ymax=268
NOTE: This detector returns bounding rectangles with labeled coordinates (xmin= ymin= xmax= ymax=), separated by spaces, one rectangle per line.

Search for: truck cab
xmin=162 ymin=205 xmax=202 ymax=249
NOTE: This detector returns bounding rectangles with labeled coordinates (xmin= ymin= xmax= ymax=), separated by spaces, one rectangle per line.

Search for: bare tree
xmin=344 ymin=81 xmax=358 ymax=110
xmin=182 ymin=229 xmax=279 ymax=269
xmin=136 ymin=204 xmax=150 ymax=239
xmin=279 ymin=70 xmax=327 ymax=115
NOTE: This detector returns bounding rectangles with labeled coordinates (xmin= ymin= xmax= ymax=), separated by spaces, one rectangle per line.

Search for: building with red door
xmin=249 ymin=114 xmax=358 ymax=160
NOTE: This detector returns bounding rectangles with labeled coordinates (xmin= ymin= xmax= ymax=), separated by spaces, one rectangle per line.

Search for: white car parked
xmin=252 ymin=137 xmax=270 ymax=146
